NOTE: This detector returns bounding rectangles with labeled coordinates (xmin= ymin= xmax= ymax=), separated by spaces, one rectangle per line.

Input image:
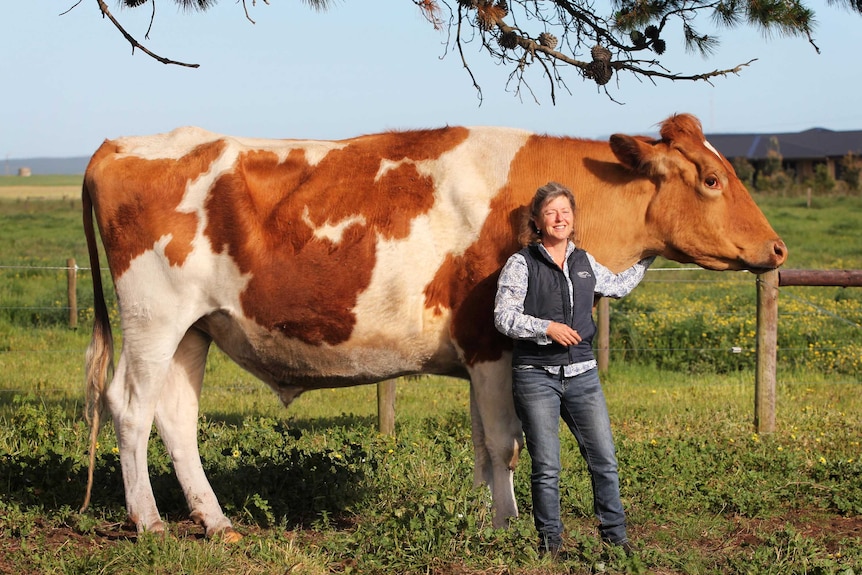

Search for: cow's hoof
xmin=131 ymin=515 xmax=165 ymax=535
xmin=190 ymin=510 xmax=240 ymax=541
xmin=220 ymin=528 xmax=243 ymax=543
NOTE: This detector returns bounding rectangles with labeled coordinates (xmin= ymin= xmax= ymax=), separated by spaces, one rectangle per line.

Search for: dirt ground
xmin=1 ymin=511 xmax=860 ymax=575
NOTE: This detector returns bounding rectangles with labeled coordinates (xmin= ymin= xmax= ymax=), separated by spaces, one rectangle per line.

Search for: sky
xmin=1 ymin=2 xmax=861 ymax=159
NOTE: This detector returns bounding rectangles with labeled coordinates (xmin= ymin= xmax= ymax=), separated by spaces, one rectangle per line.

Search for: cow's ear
xmin=609 ymin=134 xmax=668 ymax=177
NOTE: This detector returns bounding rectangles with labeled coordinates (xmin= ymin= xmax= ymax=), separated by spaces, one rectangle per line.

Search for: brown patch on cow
xmin=204 ymin=127 xmax=470 ymax=346
xmin=86 ymin=140 xmax=226 ymax=278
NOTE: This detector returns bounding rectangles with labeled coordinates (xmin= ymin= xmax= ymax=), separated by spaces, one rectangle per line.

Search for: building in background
xmin=706 ymin=127 xmax=862 ymax=183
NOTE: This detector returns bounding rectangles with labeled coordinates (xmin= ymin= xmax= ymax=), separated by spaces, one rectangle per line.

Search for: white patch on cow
xmin=350 ymin=127 xmax=531 ymax=352
xmin=231 ymin=137 xmax=345 ymax=166
xmin=177 ymin=144 xmax=239 ymax=216
xmin=116 ymin=232 xmax=251 ymax=345
xmin=301 ymin=205 xmax=367 ymax=243
xmin=293 ymin=143 xmax=343 ymax=167
xmin=114 ymin=127 xmax=221 ymax=160
xmin=704 ymin=139 xmax=721 ymax=159
xmin=112 ymin=126 xmax=346 ymax=166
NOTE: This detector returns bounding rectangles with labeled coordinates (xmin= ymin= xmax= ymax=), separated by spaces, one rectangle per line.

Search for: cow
xmin=81 ymin=113 xmax=786 ymax=542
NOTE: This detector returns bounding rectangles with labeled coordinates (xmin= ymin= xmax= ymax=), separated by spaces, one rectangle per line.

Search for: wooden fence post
xmin=67 ymin=258 xmax=77 ymax=329
xmin=596 ymin=297 xmax=610 ymax=373
xmin=755 ymin=269 xmax=778 ymax=433
xmin=377 ymin=379 xmax=396 ymax=435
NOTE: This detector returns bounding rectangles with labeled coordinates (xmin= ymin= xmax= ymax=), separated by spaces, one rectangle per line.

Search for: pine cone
xmin=586 ymin=60 xmax=613 ymax=86
xmin=591 ymin=45 xmax=611 ymax=62
xmin=652 ymin=38 xmax=666 ymax=55
xmin=538 ymin=32 xmax=558 ymax=50
xmin=498 ymin=31 xmax=519 ymax=50
xmin=645 ymin=25 xmax=660 ymax=40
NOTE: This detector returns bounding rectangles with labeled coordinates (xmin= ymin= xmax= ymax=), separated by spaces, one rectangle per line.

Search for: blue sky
xmin=1 ymin=2 xmax=860 ymax=158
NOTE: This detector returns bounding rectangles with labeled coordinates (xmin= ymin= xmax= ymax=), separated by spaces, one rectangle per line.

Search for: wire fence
xmin=1 ymin=261 xmax=860 ymax=386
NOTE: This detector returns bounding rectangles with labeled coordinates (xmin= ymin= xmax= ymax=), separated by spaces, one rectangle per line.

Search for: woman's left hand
xmin=546 ymin=321 xmax=582 ymax=346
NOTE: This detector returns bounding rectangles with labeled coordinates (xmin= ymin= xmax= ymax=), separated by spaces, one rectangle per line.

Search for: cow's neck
xmin=573 ymin=179 xmax=659 ymax=273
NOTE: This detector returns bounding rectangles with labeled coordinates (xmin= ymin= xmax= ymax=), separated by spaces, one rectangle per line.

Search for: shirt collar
xmin=537 ymin=240 xmax=576 ymax=261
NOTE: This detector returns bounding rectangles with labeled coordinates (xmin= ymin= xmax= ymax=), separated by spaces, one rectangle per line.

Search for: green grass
xmin=0 ymin=199 xmax=90 ymax=269
xmin=762 ymin=195 xmax=862 ymax=269
xmin=0 ymin=192 xmax=860 ymax=574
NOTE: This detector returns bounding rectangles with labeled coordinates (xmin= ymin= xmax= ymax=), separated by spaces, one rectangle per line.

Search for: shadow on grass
xmin=1 ymin=402 xmax=376 ymax=530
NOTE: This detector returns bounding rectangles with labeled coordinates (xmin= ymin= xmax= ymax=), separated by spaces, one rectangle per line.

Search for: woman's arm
xmin=589 ymin=254 xmax=657 ymax=299
xmin=493 ymin=253 xmax=552 ymax=343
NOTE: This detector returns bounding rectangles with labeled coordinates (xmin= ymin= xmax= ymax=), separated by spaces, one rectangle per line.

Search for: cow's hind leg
xmin=106 ymin=344 xmax=175 ymax=534
xmin=468 ymin=357 xmax=523 ymax=528
xmin=153 ymin=328 xmax=238 ymax=540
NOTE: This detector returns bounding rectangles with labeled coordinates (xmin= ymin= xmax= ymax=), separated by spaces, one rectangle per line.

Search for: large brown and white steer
xmin=82 ymin=113 xmax=786 ymax=540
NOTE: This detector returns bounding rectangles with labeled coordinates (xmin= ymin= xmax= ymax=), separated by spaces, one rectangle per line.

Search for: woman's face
xmin=535 ymin=195 xmax=573 ymax=244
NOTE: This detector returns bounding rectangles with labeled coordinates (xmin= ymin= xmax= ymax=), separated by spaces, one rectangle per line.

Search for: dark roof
xmin=705 ymin=127 xmax=862 ymax=161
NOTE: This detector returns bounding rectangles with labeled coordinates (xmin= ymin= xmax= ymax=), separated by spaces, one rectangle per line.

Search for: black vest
xmin=512 ymin=244 xmax=597 ymax=366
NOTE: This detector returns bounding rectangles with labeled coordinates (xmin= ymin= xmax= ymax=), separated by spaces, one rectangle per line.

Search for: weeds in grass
xmin=2 ymin=393 xmax=860 ymax=574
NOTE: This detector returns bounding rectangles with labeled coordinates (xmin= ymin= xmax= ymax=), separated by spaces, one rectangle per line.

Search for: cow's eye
xmin=704 ymin=175 xmax=721 ymax=190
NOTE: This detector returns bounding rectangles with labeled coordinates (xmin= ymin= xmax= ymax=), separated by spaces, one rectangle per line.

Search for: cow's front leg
xmin=468 ymin=358 xmax=523 ymax=528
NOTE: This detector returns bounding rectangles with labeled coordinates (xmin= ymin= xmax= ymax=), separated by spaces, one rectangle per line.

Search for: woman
xmin=494 ymin=181 xmax=654 ymax=557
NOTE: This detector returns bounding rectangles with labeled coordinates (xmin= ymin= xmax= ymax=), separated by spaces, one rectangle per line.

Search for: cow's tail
xmin=80 ymin=178 xmax=114 ymax=513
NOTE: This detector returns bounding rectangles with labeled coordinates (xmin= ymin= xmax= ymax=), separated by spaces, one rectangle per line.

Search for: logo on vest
xmin=577 ymin=271 xmax=592 ymax=278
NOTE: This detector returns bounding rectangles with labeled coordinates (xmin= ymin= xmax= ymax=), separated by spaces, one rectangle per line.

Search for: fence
xmin=753 ymin=269 xmax=862 ymax=432
xmin=2 ymin=261 xmax=860 ymax=435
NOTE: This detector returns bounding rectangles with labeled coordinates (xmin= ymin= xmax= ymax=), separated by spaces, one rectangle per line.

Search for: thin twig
xmin=60 ymin=0 xmax=84 ymax=16
xmin=455 ymin=6 xmax=484 ymax=105
xmin=94 ymin=0 xmax=200 ymax=68
xmin=242 ymin=0 xmax=257 ymax=25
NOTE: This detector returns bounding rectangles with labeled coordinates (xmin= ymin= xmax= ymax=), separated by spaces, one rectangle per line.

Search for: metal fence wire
xmin=1 ymin=262 xmax=860 ymax=381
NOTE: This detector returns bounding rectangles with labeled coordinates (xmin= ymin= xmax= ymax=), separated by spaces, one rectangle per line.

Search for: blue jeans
xmin=512 ymin=366 xmax=628 ymax=550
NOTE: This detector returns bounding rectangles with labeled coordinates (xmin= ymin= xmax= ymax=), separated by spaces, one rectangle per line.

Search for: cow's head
xmin=609 ymin=113 xmax=787 ymax=273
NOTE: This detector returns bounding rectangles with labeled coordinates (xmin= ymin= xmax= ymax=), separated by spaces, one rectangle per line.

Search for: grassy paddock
xmin=0 ymin=175 xmax=83 ymax=187
xmin=1 ymin=193 xmax=860 ymax=574
xmin=1 ymin=368 xmax=859 ymax=574
xmin=0 ymin=175 xmax=82 ymax=201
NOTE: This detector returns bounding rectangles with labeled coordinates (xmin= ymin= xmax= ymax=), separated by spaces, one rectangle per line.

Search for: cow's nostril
xmin=773 ymin=239 xmax=788 ymax=263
